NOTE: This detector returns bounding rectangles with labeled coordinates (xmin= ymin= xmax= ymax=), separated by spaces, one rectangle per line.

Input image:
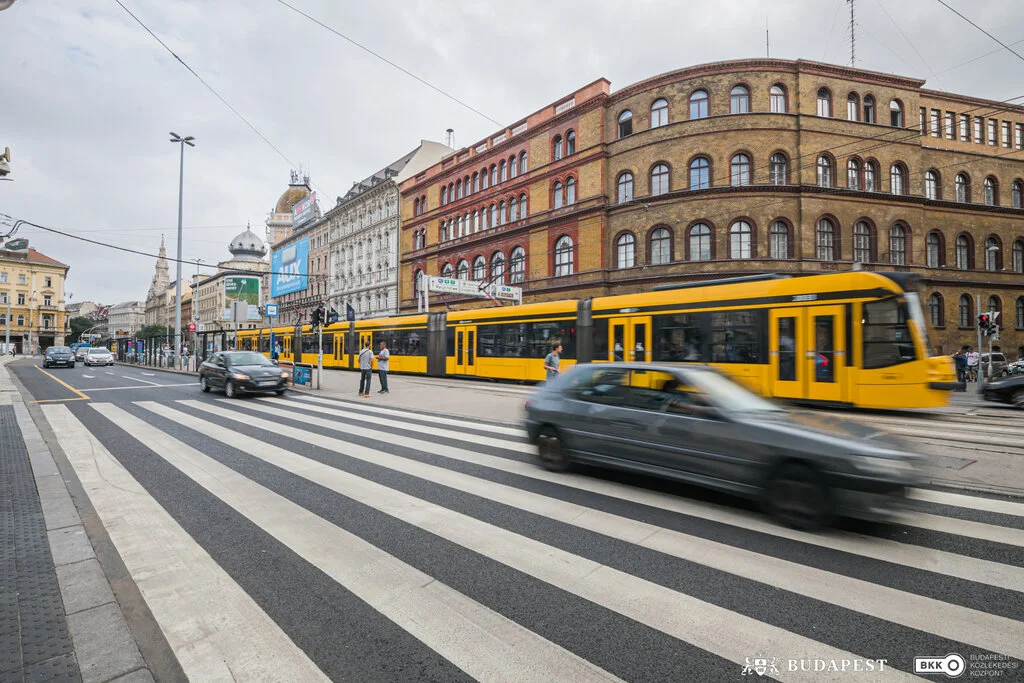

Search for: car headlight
xmin=232 ymin=373 xmax=251 ymax=381
xmin=853 ymin=454 xmax=916 ymax=477
xmin=280 ymin=372 xmax=290 ymax=379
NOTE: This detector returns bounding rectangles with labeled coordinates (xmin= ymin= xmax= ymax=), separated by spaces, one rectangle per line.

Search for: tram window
xmin=653 ymin=313 xmax=706 ymax=362
xmin=593 ymin=318 xmax=609 ymax=359
xmin=446 ymin=328 xmax=455 ymax=356
xmin=258 ymin=336 xmax=270 ymax=353
xmin=613 ymin=326 xmax=625 ymax=361
xmin=814 ymin=317 xmax=835 ymax=383
xmin=529 ymin=321 xmax=575 ymax=359
xmin=862 ymin=298 xmax=917 ymax=369
xmin=302 ymin=335 xmax=320 ymax=353
xmin=478 ymin=325 xmax=502 ymax=357
xmin=710 ymin=310 xmax=766 ymax=363
xmin=778 ymin=317 xmax=796 ymax=381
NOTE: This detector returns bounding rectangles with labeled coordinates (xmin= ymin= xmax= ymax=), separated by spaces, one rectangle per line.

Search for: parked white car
xmin=84 ymin=347 xmax=114 ymax=366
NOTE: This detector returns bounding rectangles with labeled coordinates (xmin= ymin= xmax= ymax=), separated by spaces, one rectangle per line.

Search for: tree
xmin=138 ymin=325 xmax=169 ymax=340
xmin=68 ymin=317 xmax=92 ymax=344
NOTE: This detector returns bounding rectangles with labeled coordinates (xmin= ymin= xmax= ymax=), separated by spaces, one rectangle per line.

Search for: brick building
xmin=405 ymin=58 xmax=1024 ymax=357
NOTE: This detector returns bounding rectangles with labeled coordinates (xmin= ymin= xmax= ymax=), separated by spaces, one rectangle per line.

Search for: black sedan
xmin=983 ymin=375 xmax=1024 ymax=407
xmin=43 ymin=346 xmax=75 ymax=368
xmin=524 ymin=363 xmax=924 ymax=530
xmin=199 ymin=351 xmax=289 ymax=398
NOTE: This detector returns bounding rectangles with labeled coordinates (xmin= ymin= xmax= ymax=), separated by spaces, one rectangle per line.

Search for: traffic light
xmin=310 ymin=307 xmax=321 ymax=327
xmin=327 ymin=307 xmax=339 ymax=325
xmin=978 ymin=313 xmax=990 ymax=331
xmin=978 ymin=312 xmax=1000 ymax=336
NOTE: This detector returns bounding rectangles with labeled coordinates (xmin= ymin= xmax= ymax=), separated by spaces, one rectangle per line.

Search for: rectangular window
xmin=960 ymin=114 xmax=969 ymax=141
xmin=652 ymin=313 xmax=708 ymax=362
xmin=17 ymin=274 xmax=26 ymax=285
xmin=862 ymin=298 xmax=917 ymax=369
xmin=1002 ymin=121 xmax=1011 ymax=148
xmin=988 ymin=119 xmax=997 ymax=145
xmin=930 ymin=109 xmax=940 ymax=137
xmin=43 ymin=295 xmax=51 ymax=306
xmin=709 ymin=310 xmax=766 ymax=364
xmin=17 ymin=294 xmax=25 ymax=305
xmin=1017 ymin=123 xmax=1024 ymax=150
xmin=777 ymin=317 xmax=796 ymax=381
xmin=44 ymin=276 xmax=52 ymax=288
xmin=974 ymin=117 xmax=983 ymax=143
xmin=919 ymin=108 xmax=926 ymax=134
xmin=0 ymin=272 xmax=6 ymax=284
xmin=945 ymin=112 xmax=954 ymax=139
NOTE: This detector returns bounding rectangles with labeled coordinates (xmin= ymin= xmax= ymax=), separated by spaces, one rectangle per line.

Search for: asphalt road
xmin=9 ymin=359 xmax=1024 ymax=681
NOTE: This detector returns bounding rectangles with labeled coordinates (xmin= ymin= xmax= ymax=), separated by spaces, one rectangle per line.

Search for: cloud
xmin=0 ymin=0 xmax=1021 ymax=304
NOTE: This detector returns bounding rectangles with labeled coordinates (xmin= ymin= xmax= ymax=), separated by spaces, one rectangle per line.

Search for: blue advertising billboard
xmin=270 ymin=237 xmax=309 ymax=297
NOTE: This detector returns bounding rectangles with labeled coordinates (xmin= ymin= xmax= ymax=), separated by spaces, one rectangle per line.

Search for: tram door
xmin=282 ymin=335 xmax=293 ymax=362
xmin=770 ymin=307 xmax=845 ymax=403
xmin=333 ymin=333 xmax=344 ymax=363
xmin=609 ymin=317 xmax=652 ymax=362
xmin=359 ymin=331 xmax=373 ymax=362
xmin=454 ymin=325 xmax=477 ymax=375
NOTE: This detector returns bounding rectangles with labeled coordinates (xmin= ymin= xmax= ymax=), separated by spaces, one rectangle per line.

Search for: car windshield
xmin=88 ymin=348 xmax=109 ymax=354
xmin=228 ymin=352 xmax=272 ymax=366
xmin=48 ymin=347 xmax=71 ymax=354
xmin=685 ymin=370 xmax=783 ymax=413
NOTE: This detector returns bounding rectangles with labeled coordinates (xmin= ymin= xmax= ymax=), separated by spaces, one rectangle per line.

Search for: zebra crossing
xmin=39 ymin=393 xmax=1024 ymax=682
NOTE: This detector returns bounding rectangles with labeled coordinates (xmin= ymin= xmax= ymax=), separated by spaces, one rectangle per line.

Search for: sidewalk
xmin=1 ymin=357 xmax=152 ymax=683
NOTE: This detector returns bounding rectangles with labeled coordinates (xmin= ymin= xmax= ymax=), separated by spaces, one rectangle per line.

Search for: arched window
xmin=651 ymin=99 xmax=668 ymax=127
xmin=510 ymin=155 xmax=518 ymax=178
xmin=565 ymin=130 xmax=576 ymax=155
xmin=689 ymin=156 xmax=710 ymax=190
xmin=618 ymin=110 xmax=633 ymax=138
xmin=499 ymin=200 xmax=506 ymax=224
xmin=929 ymin=293 xmax=944 ymax=327
xmin=651 ymin=164 xmax=670 ymax=195
xmin=490 ymin=252 xmax=505 ymax=284
xmin=956 ymin=173 xmax=970 ymax=202
xmin=770 ymin=85 xmax=786 ymax=113
xmin=441 ymin=187 xmax=448 ymax=205
xmin=442 ymin=262 xmax=454 ymax=278
xmin=955 ymin=234 xmax=972 ymax=269
xmin=689 ymin=223 xmax=712 ymax=261
xmin=553 ymin=135 xmax=563 ymax=161
xmin=553 ymin=181 xmax=564 ymax=209
xmin=481 ymin=207 xmax=488 ymax=230
xmin=473 ymin=210 xmax=480 ymax=232
xmin=490 ymin=203 xmax=498 ymax=227
xmin=616 ymin=233 xmax=636 ymax=269
xmin=889 ymin=99 xmax=904 ymax=127
xmin=490 ymin=164 xmax=498 ymax=186
xmin=414 ymin=269 xmax=424 ymax=300
xmin=731 ymin=154 xmax=751 ymax=186
xmin=847 ymin=93 xmax=860 ymax=121
xmin=500 ymin=160 xmax=507 ymax=182
xmin=519 ymin=193 xmax=528 ymax=218
xmin=519 ymin=151 xmax=528 ymax=174
xmin=481 ymin=167 xmax=489 ymax=190
xmin=456 ymin=215 xmax=464 ymax=237
xmin=985 ymin=236 xmax=1001 ymax=271
xmin=730 ymin=221 xmax=753 ymax=259
xmin=730 ymin=85 xmax=750 ymax=114
xmin=16 ymin=315 xmax=23 ymax=326
xmin=650 ymin=227 xmax=671 ymax=265
xmin=413 ymin=198 xmax=420 ymax=216
xmin=1017 ymin=297 xmax=1024 ymax=329
xmin=472 ymin=172 xmax=479 ymax=194
xmin=864 ymin=161 xmax=878 ymax=192
xmin=456 ymin=260 xmax=469 ymax=280
xmin=509 ymin=197 xmax=518 ymax=221
xmin=891 ymin=163 xmax=906 ymax=195
xmin=853 ymin=221 xmax=873 ymax=262
xmin=510 ymin=247 xmax=526 ymax=284
xmin=769 ymin=153 xmax=788 ymax=185
xmin=863 ymin=95 xmax=876 ymax=123
xmin=456 ymin=179 xmax=463 ymax=199
xmin=959 ymin=294 xmax=972 ymax=328
xmin=817 ymin=155 xmax=833 ymax=188
xmin=816 ymin=218 xmax=836 ymax=260
xmin=617 ymin=172 xmax=634 ymax=203
xmin=847 ymin=158 xmax=861 ymax=190
xmin=889 ymin=224 xmax=906 ymax=265
xmin=1013 ymin=239 xmax=1024 ymax=273
xmin=565 ymin=177 xmax=576 ymax=204
xmin=926 ymin=231 xmax=943 ymax=268
xmin=554 ymin=236 xmax=574 ymax=276
xmin=925 ymin=170 xmax=939 ymax=200
xmin=769 ymin=221 xmax=789 ymax=259
xmin=984 ymin=176 xmax=997 ymax=206
xmin=816 ymin=88 xmax=832 ymax=117
xmin=1012 ymin=180 xmax=1024 ymax=208
xmin=989 ymin=295 xmax=1002 ymax=319
xmin=689 ymin=90 xmax=709 ymax=119
xmin=472 ymin=256 xmax=486 ymax=280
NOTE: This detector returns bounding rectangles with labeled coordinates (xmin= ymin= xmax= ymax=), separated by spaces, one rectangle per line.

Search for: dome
xmin=275 ymin=186 xmax=309 ymax=214
xmin=228 ymin=226 xmax=266 ymax=262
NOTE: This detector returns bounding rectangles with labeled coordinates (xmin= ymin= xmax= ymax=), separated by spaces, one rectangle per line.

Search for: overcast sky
xmin=1 ymin=0 xmax=1021 ymax=305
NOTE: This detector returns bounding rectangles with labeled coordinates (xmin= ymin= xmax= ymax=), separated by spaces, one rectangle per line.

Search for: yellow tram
xmin=236 ymin=272 xmax=957 ymax=409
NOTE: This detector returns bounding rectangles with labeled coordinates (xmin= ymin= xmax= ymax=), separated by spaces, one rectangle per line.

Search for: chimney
xmin=446 ymin=128 xmax=455 ymax=148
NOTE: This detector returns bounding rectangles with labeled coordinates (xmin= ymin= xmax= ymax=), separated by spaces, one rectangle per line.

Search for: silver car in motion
xmin=523 ymin=363 xmax=923 ymax=529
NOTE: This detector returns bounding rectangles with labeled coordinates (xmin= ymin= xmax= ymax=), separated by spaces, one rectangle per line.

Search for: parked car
xmin=979 ymin=352 xmax=1009 ymax=379
xmin=199 ymin=351 xmax=289 ymax=398
xmin=74 ymin=343 xmax=92 ymax=361
xmin=983 ymin=375 xmax=1024 ymax=407
xmin=43 ymin=346 xmax=75 ymax=368
xmin=84 ymin=347 xmax=114 ymax=366
xmin=523 ymin=363 xmax=923 ymax=530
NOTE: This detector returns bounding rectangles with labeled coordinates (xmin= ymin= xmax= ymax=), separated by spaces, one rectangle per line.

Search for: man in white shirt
xmin=377 ymin=341 xmax=390 ymax=395
xmin=966 ymin=348 xmax=980 ymax=379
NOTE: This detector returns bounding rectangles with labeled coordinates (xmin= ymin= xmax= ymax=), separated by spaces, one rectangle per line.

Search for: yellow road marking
xmin=33 ymin=398 xmax=91 ymax=404
xmin=34 ymin=366 xmax=90 ymax=400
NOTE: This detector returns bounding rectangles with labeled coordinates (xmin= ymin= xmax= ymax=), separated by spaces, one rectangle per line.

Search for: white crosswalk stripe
xmin=37 ymin=395 xmax=1024 ymax=681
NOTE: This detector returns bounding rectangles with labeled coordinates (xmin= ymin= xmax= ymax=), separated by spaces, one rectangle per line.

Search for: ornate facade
xmin=0 ymin=239 xmax=69 ymax=352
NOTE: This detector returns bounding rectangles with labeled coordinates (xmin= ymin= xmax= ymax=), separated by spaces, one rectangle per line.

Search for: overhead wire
xmin=934 ymin=0 xmax=1024 ymax=64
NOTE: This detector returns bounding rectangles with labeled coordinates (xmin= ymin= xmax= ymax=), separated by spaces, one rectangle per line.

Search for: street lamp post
xmin=170 ymin=132 xmax=195 ymax=371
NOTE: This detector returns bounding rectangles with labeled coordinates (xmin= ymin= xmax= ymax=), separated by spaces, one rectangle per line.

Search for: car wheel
xmin=200 ymin=376 xmax=210 ymax=393
xmin=225 ymin=380 xmax=237 ymax=399
xmin=765 ymin=461 xmax=832 ymax=531
xmin=535 ymin=427 xmax=571 ymax=472
xmin=1012 ymin=389 xmax=1024 ymax=409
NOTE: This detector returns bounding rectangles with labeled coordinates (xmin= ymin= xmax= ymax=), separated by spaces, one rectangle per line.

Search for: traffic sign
xmin=265 ymin=303 xmax=279 ymax=317
xmin=187 ymin=323 xmax=196 ymax=332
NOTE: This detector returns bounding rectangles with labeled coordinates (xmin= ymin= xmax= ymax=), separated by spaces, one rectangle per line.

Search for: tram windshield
xmin=861 ymin=297 xmax=920 ymax=369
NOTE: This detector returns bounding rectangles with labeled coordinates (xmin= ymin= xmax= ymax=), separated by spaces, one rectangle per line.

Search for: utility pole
xmin=848 ymin=0 xmax=856 ymax=67
xmin=976 ymin=294 xmax=984 ymax=394
xmin=169 ymin=132 xmax=195 ymax=371
xmin=4 ymin=297 xmax=9 ymax=353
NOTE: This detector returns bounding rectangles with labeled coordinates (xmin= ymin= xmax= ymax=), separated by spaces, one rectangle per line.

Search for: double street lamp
xmin=170 ymin=132 xmax=195 ymax=371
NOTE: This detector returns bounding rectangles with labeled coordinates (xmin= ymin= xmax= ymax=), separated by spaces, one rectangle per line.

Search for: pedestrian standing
xmin=358 ymin=340 xmax=374 ymax=397
xmin=544 ymin=344 xmax=562 ymax=382
xmin=377 ymin=341 xmax=390 ymax=395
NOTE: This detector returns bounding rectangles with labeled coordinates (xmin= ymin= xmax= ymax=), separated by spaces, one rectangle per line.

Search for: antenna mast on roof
xmin=848 ymin=0 xmax=856 ymax=67
xmin=765 ymin=16 xmax=770 ymax=57
xmin=446 ymin=128 xmax=454 ymax=148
